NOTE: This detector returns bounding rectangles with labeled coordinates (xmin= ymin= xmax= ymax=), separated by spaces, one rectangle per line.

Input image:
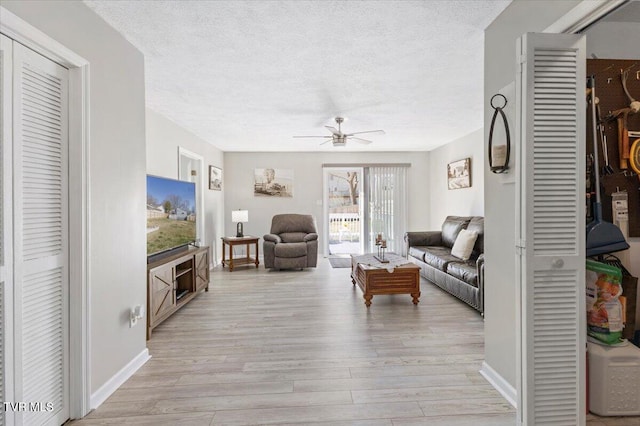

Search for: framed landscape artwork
xmin=447 ymin=158 xmax=471 ymax=190
xmin=254 ymin=168 xmax=293 ymax=197
xmin=209 ymin=166 xmax=222 ymax=191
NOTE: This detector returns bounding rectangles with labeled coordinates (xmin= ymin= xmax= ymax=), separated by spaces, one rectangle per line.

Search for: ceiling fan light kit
xmin=328 ymin=136 xmax=346 ymax=147
xmin=293 ymin=116 xmax=385 ymax=147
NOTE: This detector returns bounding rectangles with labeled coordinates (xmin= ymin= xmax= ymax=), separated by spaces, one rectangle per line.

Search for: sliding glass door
xmin=323 ymin=165 xmax=409 ymax=257
xmin=323 ymin=167 xmax=364 ymax=256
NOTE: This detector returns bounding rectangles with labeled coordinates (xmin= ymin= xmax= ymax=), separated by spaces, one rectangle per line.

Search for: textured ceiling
xmin=84 ymin=0 xmax=511 ymax=152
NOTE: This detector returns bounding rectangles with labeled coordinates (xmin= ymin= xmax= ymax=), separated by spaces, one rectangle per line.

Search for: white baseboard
xmin=480 ymin=361 xmax=517 ymax=408
xmin=90 ymin=348 xmax=150 ymax=410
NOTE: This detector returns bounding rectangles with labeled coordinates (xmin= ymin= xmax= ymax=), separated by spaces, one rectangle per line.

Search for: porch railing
xmin=329 ymin=213 xmax=360 ymax=243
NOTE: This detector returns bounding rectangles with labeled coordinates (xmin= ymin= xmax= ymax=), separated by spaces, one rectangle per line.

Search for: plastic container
xmin=588 ymin=341 xmax=640 ymax=416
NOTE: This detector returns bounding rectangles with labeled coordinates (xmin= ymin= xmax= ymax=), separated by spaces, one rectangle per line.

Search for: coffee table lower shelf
xmin=350 ymin=256 xmax=421 ymax=307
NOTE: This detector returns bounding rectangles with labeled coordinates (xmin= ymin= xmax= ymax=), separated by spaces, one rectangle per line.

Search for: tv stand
xmin=147 ymin=246 xmax=209 ymax=339
xmin=147 ymin=244 xmax=189 ymax=264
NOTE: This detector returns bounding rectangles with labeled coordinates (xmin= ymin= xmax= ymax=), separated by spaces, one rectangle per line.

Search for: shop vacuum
xmin=586 ymin=76 xmax=630 ymax=257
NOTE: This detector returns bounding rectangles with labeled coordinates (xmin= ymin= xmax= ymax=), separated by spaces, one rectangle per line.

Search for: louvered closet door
xmin=1 ymin=33 xmax=13 ymax=426
xmin=12 ymin=42 xmax=69 ymax=426
xmin=517 ymin=33 xmax=586 ymax=425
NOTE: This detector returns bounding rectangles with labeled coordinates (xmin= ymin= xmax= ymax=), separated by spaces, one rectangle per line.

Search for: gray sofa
xmin=263 ymin=214 xmax=318 ymax=269
xmin=404 ymin=216 xmax=484 ymax=313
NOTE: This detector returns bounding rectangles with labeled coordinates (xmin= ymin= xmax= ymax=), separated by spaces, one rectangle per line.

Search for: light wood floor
xmin=71 ymin=258 xmax=637 ymax=425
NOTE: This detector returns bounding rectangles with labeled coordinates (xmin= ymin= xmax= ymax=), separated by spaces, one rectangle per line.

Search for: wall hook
xmin=637 ymin=70 xmax=640 ymax=80
xmin=607 ymin=78 xmax=612 ymax=84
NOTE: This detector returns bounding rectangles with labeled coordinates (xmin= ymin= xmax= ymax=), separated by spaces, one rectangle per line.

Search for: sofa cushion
xmin=279 ymin=232 xmax=307 ymax=243
xmin=466 ymin=216 xmax=484 ymax=256
xmin=405 ymin=231 xmax=442 ymax=247
xmin=304 ymin=233 xmax=318 ymax=242
xmin=422 ymin=246 xmax=460 ymax=271
xmin=271 ymin=214 xmax=317 ymax=234
xmin=263 ymin=233 xmax=282 ymax=243
xmin=408 ymin=246 xmax=428 ymax=261
xmin=447 ymin=261 xmax=478 ymax=287
xmin=274 ymin=242 xmax=307 ymax=258
xmin=441 ymin=216 xmax=471 ymax=248
xmin=451 ymin=229 xmax=478 ymax=261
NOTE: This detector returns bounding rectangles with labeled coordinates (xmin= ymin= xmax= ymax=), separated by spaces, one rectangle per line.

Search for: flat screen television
xmin=146 ymin=175 xmax=197 ymax=260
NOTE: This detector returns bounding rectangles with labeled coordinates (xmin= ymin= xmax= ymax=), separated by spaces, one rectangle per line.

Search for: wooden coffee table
xmin=351 ymin=254 xmax=421 ymax=307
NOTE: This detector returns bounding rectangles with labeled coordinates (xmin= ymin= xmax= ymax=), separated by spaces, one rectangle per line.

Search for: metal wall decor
xmin=488 ymin=93 xmax=511 ymax=174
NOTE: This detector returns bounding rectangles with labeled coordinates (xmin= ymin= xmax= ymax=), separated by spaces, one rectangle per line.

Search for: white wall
xmin=146 ymin=109 xmax=225 ymax=265
xmin=2 ymin=0 xmax=148 ymax=394
xmin=224 ymin=151 xmax=430 ymax=253
xmin=483 ymin=0 xmax=581 ymax=389
xmin=587 ymin=22 xmax=640 ymax=60
xmin=429 ymin=129 xmax=485 ymax=228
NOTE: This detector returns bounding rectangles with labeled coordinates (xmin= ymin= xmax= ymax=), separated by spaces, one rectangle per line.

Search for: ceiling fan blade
xmin=325 ymin=126 xmax=341 ymax=135
xmin=320 ymin=139 xmax=333 ymax=145
xmin=293 ymin=135 xmax=332 ymax=139
xmin=350 ymin=137 xmax=373 ymax=144
xmin=346 ymin=130 xmax=385 ymax=136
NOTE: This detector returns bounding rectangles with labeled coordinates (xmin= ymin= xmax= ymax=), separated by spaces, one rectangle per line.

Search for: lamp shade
xmin=232 ymin=210 xmax=248 ymax=223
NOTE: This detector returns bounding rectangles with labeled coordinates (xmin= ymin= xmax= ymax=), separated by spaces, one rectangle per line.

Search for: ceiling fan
xmin=293 ymin=117 xmax=385 ymax=147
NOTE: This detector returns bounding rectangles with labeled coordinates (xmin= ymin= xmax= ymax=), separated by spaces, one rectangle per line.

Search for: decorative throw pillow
xmin=451 ymin=229 xmax=478 ymax=261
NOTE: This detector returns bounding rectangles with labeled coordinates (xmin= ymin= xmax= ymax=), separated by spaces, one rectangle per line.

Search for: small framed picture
xmin=209 ymin=166 xmax=222 ymax=191
xmin=447 ymin=158 xmax=471 ymax=190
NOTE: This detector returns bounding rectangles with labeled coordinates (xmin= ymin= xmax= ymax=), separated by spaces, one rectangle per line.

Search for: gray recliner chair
xmin=263 ymin=214 xmax=318 ymax=269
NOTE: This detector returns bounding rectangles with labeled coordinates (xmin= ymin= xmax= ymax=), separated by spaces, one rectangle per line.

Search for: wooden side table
xmin=221 ymin=236 xmax=260 ymax=271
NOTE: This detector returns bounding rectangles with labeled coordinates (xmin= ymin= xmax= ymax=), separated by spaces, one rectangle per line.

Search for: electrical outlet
xmin=129 ymin=304 xmax=145 ymax=328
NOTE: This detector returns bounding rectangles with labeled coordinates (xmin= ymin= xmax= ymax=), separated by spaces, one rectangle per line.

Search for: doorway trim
xmin=323 ymin=166 xmax=365 ymax=257
xmin=543 ymin=0 xmax=628 ymax=34
xmin=1 ymin=7 xmax=91 ymax=419
xmin=178 ymin=147 xmax=205 ymax=246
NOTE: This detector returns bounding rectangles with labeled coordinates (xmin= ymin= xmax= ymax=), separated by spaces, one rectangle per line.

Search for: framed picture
xmin=447 ymin=158 xmax=471 ymax=190
xmin=254 ymin=168 xmax=293 ymax=197
xmin=209 ymin=166 xmax=222 ymax=191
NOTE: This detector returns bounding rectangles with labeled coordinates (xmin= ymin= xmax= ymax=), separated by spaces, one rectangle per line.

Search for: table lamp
xmin=232 ymin=209 xmax=248 ymax=237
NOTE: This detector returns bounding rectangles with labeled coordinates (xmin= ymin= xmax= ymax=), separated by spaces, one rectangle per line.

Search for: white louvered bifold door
xmin=12 ymin=42 xmax=69 ymax=426
xmin=516 ymin=33 xmax=586 ymax=425
xmin=1 ymin=33 xmax=13 ymax=426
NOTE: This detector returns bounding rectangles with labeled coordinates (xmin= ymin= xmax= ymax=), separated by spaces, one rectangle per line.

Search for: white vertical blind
xmin=517 ymin=33 xmax=586 ymax=425
xmin=367 ymin=166 xmax=409 ymax=255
